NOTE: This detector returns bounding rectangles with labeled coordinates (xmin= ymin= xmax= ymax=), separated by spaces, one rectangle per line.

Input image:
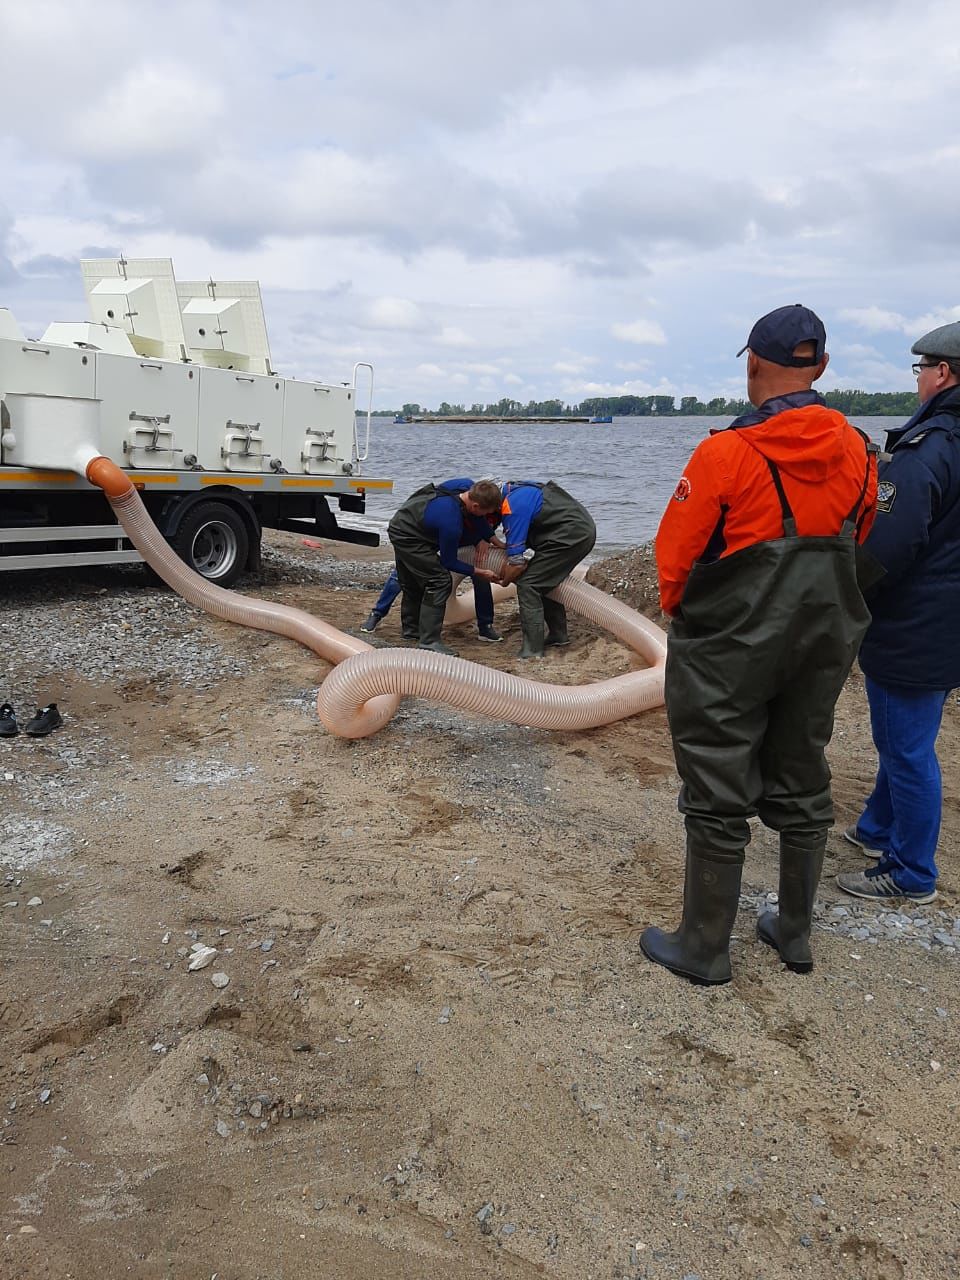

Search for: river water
xmin=357 ymin=416 xmax=894 ymax=554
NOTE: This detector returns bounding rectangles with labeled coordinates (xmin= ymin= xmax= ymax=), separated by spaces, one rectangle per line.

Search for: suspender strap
xmin=766 ymin=431 xmax=877 ymax=540
xmin=840 ymin=432 xmax=879 ymax=536
xmin=763 ymin=457 xmax=798 ymax=537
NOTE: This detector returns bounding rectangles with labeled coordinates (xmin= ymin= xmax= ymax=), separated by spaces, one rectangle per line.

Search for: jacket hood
xmin=722 ymin=391 xmax=851 ymax=483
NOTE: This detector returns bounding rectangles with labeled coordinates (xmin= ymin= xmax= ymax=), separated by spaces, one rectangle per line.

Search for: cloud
xmin=0 ymin=0 xmax=955 ymax=408
xmin=367 ymin=297 xmax=426 ymax=330
xmin=69 ymin=65 xmax=225 ymax=161
xmin=436 ymin=325 xmax=475 ymax=347
xmin=838 ymin=306 xmax=908 ymax=333
xmin=611 ymin=319 xmax=667 ymax=345
xmin=0 ymin=207 xmax=18 ymax=285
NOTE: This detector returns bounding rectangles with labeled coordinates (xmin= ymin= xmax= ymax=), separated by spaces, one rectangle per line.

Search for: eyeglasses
xmin=912 ymin=361 xmax=941 ymax=376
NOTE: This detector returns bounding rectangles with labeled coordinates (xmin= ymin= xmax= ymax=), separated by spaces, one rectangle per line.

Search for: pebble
xmin=261 ymin=939 xmax=274 ymax=953
xmin=438 ymin=1006 xmax=452 ymax=1024
xmin=188 ymin=946 xmax=217 ymax=971
xmin=26 ymin=896 xmax=42 ymax=907
xmin=742 ymin=889 xmax=960 ymax=954
xmin=211 ymin=972 xmax=230 ymax=989
xmin=38 ymin=1088 xmax=52 ymax=1104
xmin=215 ymin=1120 xmax=231 ymax=1138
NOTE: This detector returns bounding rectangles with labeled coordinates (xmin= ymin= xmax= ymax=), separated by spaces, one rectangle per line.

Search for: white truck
xmin=0 ymin=257 xmax=392 ymax=586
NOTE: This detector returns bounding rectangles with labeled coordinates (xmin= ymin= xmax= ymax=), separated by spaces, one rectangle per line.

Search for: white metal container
xmin=195 ymin=365 xmax=284 ymax=473
xmin=94 ymin=350 xmax=200 ymax=468
xmin=0 ymin=335 xmax=97 ymax=400
xmin=3 ymin=392 xmax=101 ymax=470
xmin=282 ymin=379 xmax=354 ymax=475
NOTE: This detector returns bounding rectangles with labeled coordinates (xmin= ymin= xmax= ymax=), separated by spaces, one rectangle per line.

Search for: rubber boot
xmin=417 ymin=597 xmax=447 ymax=648
xmin=517 ymin=596 xmax=545 ymax=659
xmin=543 ymin=598 xmax=569 ymax=647
xmin=400 ymin=593 xmax=420 ymax=642
xmin=640 ymin=844 xmax=744 ymax=985
xmin=415 ymin=597 xmax=456 ymax=655
xmin=757 ymin=832 xmax=826 ymax=974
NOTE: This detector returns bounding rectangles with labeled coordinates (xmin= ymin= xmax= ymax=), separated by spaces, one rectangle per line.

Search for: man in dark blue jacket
xmin=838 ymin=321 xmax=960 ymax=905
xmin=387 ymin=478 xmax=502 ymax=656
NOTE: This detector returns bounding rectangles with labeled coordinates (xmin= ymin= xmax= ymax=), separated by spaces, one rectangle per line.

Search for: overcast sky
xmin=2 ymin=0 xmax=958 ymax=407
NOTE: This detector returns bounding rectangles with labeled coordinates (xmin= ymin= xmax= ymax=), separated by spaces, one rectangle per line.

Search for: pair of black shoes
xmin=0 ymin=703 xmax=63 ymax=738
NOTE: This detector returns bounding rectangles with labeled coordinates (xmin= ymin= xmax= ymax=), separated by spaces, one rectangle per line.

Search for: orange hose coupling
xmin=86 ymin=456 xmax=134 ymax=498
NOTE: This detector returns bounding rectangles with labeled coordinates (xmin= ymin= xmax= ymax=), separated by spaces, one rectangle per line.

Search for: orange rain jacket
xmin=656 ymin=395 xmax=878 ymax=617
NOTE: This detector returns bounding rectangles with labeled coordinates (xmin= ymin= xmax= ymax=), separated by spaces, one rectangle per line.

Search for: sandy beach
xmin=1 ymin=532 xmax=958 ymax=1280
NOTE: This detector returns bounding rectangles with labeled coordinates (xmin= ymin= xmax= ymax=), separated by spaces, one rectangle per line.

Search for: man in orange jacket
xmin=640 ymin=305 xmax=878 ymax=985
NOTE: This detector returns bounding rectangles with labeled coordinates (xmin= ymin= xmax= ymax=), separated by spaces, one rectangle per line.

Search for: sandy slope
xmin=1 ymin=535 xmax=958 ymax=1280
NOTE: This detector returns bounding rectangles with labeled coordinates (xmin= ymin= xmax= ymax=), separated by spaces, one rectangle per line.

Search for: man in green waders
xmin=640 ymin=305 xmax=879 ymax=985
xmin=497 ymin=481 xmax=597 ymax=659
xmin=387 ymin=478 xmax=503 ymax=656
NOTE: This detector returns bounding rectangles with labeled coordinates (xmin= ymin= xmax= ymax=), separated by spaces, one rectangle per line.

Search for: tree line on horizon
xmin=378 ymin=389 xmax=918 ymax=419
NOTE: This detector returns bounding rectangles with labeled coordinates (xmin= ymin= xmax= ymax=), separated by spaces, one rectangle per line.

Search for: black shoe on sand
xmin=0 ymin=703 xmax=18 ymax=737
xmin=24 ymin=704 xmax=63 ymax=737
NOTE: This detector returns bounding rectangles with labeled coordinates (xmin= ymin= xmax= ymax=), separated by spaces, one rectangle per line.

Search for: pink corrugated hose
xmin=87 ymin=457 xmax=666 ymax=740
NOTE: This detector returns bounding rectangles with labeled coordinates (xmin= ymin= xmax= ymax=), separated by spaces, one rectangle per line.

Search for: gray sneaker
xmin=841 ymin=825 xmax=884 ymax=860
xmin=359 ymin=612 xmax=382 ymax=633
xmin=477 ymin=624 xmax=502 ymax=643
xmin=836 ymin=866 xmax=936 ymax=904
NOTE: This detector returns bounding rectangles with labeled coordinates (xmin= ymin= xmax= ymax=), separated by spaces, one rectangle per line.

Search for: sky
xmin=1 ymin=0 xmax=959 ymax=409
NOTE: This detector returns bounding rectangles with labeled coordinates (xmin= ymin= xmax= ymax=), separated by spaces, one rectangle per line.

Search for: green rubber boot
xmin=517 ymin=599 xmax=545 ymax=659
xmin=543 ymin=597 xmax=569 ymax=646
xmin=757 ymin=831 xmax=826 ymax=974
xmin=640 ymin=843 xmax=744 ymax=985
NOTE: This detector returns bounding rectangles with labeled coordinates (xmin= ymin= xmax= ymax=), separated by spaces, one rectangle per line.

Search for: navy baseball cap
xmin=737 ymin=304 xmax=827 ymax=367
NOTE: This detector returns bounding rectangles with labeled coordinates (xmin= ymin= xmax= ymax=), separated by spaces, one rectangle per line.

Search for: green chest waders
xmin=388 ymin=483 xmax=465 ymax=648
xmin=507 ymin=481 xmax=597 ymax=657
xmin=641 ymin=445 xmax=876 ymax=983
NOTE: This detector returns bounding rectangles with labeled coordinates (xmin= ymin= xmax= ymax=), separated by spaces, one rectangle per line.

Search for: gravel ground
xmin=1 ymin=531 xmax=958 ymax=1280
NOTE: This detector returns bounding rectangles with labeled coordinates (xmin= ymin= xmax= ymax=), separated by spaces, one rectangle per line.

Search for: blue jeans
xmin=372 ymin=568 xmax=402 ymax=616
xmin=857 ymin=677 xmax=950 ymax=894
xmin=373 ymin=566 xmax=493 ymax=626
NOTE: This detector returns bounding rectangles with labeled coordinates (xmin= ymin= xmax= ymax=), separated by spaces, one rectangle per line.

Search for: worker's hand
xmin=473 ymin=568 xmax=499 ymax=581
xmin=499 ymin=563 xmax=527 ymax=587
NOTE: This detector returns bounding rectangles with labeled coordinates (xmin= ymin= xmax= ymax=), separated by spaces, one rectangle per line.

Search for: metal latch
xmin=222 ymin=420 xmax=269 ymax=462
xmin=124 ymin=412 xmax=181 ymax=455
xmin=302 ymin=427 xmax=336 ymax=462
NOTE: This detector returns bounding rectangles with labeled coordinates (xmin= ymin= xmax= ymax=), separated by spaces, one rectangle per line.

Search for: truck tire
xmin=171 ymin=500 xmax=250 ymax=587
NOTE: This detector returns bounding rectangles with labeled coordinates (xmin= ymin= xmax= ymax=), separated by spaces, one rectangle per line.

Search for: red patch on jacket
xmin=672 ymin=475 xmax=691 ymax=502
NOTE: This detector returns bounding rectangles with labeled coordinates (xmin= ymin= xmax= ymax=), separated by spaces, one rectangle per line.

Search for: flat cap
xmin=911 ymin=321 xmax=960 ymax=360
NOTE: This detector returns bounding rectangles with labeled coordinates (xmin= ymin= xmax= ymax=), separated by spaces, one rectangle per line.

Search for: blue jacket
xmin=859 ymin=385 xmax=960 ymax=690
xmin=500 ymin=481 xmax=544 ymax=562
xmin=423 ymin=478 xmax=495 ymax=575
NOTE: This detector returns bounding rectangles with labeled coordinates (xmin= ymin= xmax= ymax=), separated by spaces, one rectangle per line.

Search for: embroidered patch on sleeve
xmin=876 ymin=479 xmax=896 ymax=512
xmin=672 ymin=476 xmax=692 ymax=502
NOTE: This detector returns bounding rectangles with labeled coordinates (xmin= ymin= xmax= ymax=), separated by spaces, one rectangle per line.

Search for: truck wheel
xmin=172 ymin=501 xmax=250 ymax=586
